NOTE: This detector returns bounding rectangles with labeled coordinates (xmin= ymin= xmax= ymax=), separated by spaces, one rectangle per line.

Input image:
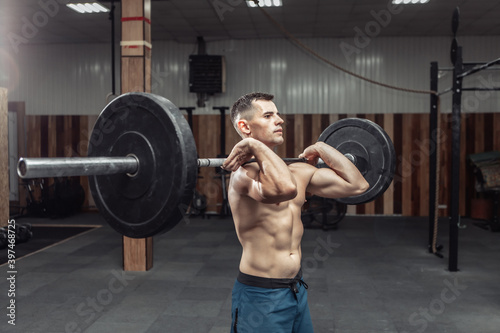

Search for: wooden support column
xmin=121 ymin=0 xmax=153 ymax=271
xmin=7 ymin=102 xmax=27 ymax=215
xmin=0 ymin=89 xmax=8 ymax=228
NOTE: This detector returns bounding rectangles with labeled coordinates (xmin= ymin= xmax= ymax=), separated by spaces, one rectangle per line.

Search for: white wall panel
xmin=3 ymin=36 xmax=500 ymax=115
xmin=151 ymin=42 xmax=197 ymax=110
xmin=5 ymin=43 xmax=116 ymax=116
xmin=154 ymin=36 xmax=500 ymax=115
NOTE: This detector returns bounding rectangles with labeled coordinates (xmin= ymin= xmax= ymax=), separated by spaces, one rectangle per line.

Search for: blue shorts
xmin=231 ymin=269 xmax=314 ymax=333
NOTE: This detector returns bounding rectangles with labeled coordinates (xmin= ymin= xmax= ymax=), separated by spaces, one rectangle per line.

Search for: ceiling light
xmin=392 ymin=0 xmax=430 ymax=3
xmin=247 ymin=0 xmax=283 ymax=8
xmin=67 ymin=2 xmax=110 ymax=14
xmin=67 ymin=4 xmax=85 ymax=13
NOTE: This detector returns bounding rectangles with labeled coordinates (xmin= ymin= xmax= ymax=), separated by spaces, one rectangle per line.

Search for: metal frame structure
xmin=429 ymin=50 xmax=500 ymax=272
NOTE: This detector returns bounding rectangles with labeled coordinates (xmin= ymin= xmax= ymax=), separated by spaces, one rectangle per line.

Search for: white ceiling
xmin=1 ymin=0 xmax=500 ymax=46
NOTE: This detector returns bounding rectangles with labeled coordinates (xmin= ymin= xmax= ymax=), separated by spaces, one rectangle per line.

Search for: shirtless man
xmin=223 ymin=92 xmax=369 ymax=333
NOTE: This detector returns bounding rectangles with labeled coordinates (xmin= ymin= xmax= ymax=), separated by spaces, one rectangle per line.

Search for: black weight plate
xmin=318 ymin=118 xmax=395 ymax=205
xmin=88 ymin=93 xmax=198 ymax=238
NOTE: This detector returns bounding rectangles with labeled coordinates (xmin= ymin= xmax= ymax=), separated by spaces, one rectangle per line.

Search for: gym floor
xmin=1 ymin=213 xmax=499 ymax=333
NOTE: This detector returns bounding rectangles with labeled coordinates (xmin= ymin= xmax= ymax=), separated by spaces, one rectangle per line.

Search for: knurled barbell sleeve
xmin=197 ymin=158 xmax=227 ymax=168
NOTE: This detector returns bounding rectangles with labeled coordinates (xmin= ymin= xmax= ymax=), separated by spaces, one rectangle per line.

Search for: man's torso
xmin=228 ymin=163 xmax=316 ymax=278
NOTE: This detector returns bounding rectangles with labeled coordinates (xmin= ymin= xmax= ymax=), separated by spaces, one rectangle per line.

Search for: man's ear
xmin=237 ymin=119 xmax=250 ymax=136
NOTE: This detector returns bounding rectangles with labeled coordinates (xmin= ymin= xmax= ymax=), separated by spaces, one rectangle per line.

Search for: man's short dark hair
xmin=230 ymin=92 xmax=274 ymax=129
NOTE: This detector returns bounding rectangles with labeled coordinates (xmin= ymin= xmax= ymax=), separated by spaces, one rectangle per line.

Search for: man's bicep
xmin=306 ymin=168 xmax=353 ymax=199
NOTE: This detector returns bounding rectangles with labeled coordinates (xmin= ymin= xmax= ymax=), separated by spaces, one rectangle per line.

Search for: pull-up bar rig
xmin=437 ymin=60 xmax=500 ymax=96
xmin=429 ymin=31 xmax=500 ymax=272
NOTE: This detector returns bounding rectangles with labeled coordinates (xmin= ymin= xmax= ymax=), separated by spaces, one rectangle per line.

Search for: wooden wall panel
xmin=474 ymin=114 xmax=485 ymax=152
xmin=410 ymin=115 xmax=420 ymax=216
xmin=225 ymin=114 xmax=240 ymax=157
xmin=62 ymin=116 xmax=70 ymax=156
xmin=328 ymin=114 xmax=339 ymax=127
xmin=285 ymin=115 xmax=295 ymax=158
xmin=20 ymin=112 xmax=500 ymax=218
xmin=311 ymin=115 xmax=323 ymax=144
xmin=373 ymin=114 xmax=385 ymax=215
xmin=27 ymin=117 xmax=41 ymax=158
xmin=363 ymin=114 xmax=376 ymax=215
xmin=25 ymin=115 xmax=97 ymax=211
xmin=465 ymin=113 xmax=476 ymax=217
xmin=419 ymin=115 xmax=430 ymax=216
xmin=438 ymin=113 xmax=450 ymax=217
xmin=190 ymin=111 xmax=499 ymax=218
xmin=293 ymin=114 xmax=304 ymax=157
xmin=195 ymin=115 xmax=222 ymax=213
xmin=401 ymin=114 xmax=414 ymax=216
xmin=392 ymin=114 xmax=403 ymax=215
xmin=382 ymin=114 xmax=394 ymax=215
xmin=79 ymin=116 xmax=90 ymax=208
xmin=302 ymin=115 xmax=313 ymax=149
xmin=459 ymin=114 xmax=467 ymax=217
xmin=48 ymin=116 xmax=57 ymax=158
xmin=494 ymin=113 xmax=500 ymax=151
xmin=484 ymin=113 xmax=493 ymax=152
xmin=40 ymin=116 xmax=48 ymax=158
xmin=86 ymin=115 xmax=98 ymax=209
xmin=353 ymin=114 xmax=366 ymax=215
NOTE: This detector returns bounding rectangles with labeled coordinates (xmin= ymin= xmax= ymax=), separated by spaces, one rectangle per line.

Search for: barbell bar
xmin=17 ymin=92 xmax=395 ymax=238
xmin=18 ymin=156 xmax=329 ymax=179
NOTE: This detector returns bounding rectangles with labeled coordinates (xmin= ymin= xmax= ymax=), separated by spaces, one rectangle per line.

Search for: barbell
xmin=17 ymin=92 xmax=396 ymax=238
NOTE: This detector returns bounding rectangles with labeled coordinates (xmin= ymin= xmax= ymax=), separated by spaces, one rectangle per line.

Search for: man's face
xmin=240 ymin=100 xmax=284 ymax=148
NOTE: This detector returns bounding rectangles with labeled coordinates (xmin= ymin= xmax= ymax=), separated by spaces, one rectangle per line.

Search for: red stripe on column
xmin=122 ymin=45 xmax=152 ymax=50
xmin=121 ymin=17 xmax=151 ymax=24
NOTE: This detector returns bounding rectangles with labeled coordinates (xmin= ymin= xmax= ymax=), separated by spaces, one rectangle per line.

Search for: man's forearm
xmin=314 ymin=142 xmax=366 ymax=187
xmin=250 ymin=140 xmax=297 ymax=201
